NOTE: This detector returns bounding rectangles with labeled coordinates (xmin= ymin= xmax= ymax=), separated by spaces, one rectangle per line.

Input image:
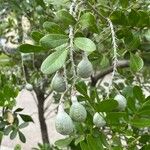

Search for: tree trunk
xmin=35 ymin=88 xmax=50 ymax=145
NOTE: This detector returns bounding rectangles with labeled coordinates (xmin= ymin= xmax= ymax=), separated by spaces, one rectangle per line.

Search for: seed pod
xmin=69 ymin=96 xmax=87 ymax=122
xmin=51 ymin=72 xmax=66 ymax=93
xmin=114 ymin=94 xmax=127 ymax=111
xmin=77 ymin=54 xmax=93 ymax=78
xmin=25 ymin=83 xmax=33 ymax=91
xmin=6 ymin=111 xmax=14 ymax=124
xmin=55 ymin=105 xmax=74 ymax=135
xmin=93 ymin=112 xmax=106 ymax=128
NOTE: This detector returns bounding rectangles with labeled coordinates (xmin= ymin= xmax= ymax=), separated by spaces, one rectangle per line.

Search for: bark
xmin=35 ymin=88 xmax=50 ymax=144
xmin=91 ymin=60 xmax=129 ymax=86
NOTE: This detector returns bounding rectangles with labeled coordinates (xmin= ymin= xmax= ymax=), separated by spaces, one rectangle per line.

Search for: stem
xmin=63 ymin=64 xmax=68 ymax=89
xmin=69 ymin=0 xmax=77 ymax=94
xmin=106 ymin=18 xmax=118 ymax=97
xmin=21 ymin=54 xmax=27 ymax=83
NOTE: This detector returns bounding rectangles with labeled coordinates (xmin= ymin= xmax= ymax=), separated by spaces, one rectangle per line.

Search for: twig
xmin=63 ymin=64 xmax=68 ymax=89
xmin=21 ymin=54 xmax=27 ymax=83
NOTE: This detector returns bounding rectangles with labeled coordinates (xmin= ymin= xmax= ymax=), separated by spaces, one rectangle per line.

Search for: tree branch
xmin=91 ymin=60 xmax=129 ymax=86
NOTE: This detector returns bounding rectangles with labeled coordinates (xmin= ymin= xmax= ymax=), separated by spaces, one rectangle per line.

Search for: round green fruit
xmin=114 ymin=94 xmax=127 ymax=111
xmin=70 ymin=101 xmax=87 ymax=122
xmin=55 ymin=105 xmax=74 ymax=135
xmin=51 ymin=72 xmax=66 ymax=93
xmin=93 ymin=112 xmax=106 ymax=128
xmin=77 ymin=55 xmax=93 ymax=78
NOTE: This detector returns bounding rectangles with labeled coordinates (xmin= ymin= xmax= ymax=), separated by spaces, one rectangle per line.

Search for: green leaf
xmin=133 ymin=86 xmax=145 ymax=102
xmin=4 ymin=126 xmax=12 ymax=135
xmin=75 ymin=135 xmax=85 ymax=146
xmin=55 ymin=137 xmax=74 ymax=148
xmin=125 ymin=35 xmax=140 ymax=50
xmin=100 ymin=55 xmax=109 ymax=68
xmin=19 ymin=122 xmax=29 ymax=129
xmin=18 ymin=44 xmax=45 ymax=53
xmin=122 ymin=86 xmax=133 ymax=98
xmin=80 ymin=141 xmax=90 ymax=150
xmin=79 ymin=12 xmax=98 ymax=33
xmin=106 ymin=112 xmax=127 ymax=124
xmin=10 ymin=130 xmax=17 ymax=140
xmin=119 ymin=0 xmax=129 ymax=8
xmin=43 ymin=21 xmax=65 ymax=34
xmin=41 ymin=47 xmax=68 ymax=74
xmin=143 ymin=98 xmax=150 ymax=107
xmin=138 ymin=99 xmax=150 ymax=116
xmin=18 ymin=131 xmax=26 ymax=143
xmin=56 ymin=10 xmax=76 ymax=27
xmin=40 ymin=34 xmax=68 ymax=49
xmin=31 ymin=31 xmax=44 ymax=42
xmin=74 ymin=37 xmax=96 ymax=53
xmin=14 ymin=108 xmax=24 ymax=112
xmin=75 ymin=81 xmax=87 ymax=96
xmin=0 ymin=121 xmax=7 ymax=129
xmin=35 ymin=0 xmax=46 ymax=8
xmin=130 ymin=118 xmax=150 ymax=128
xmin=141 ymin=145 xmax=150 ymax=150
xmin=128 ymin=9 xmax=139 ymax=26
xmin=19 ymin=114 xmax=34 ymax=122
xmin=139 ymin=134 xmax=150 ymax=144
xmin=87 ymin=135 xmax=103 ymax=150
xmin=96 ymin=100 xmax=118 ymax=112
xmin=54 ymin=43 xmax=68 ymax=51
xmin=138 ymin=11 xmax=150 ymax=27
xmin=130 ymin=53 xmax=144 ymax=72
xmin=98 ymin=131 xmax=109 ymax=147
xmin=110 ymin=11 xmax=127 ymax=25
xmin=138 ymin=110 xmax=150 ymax=116
xmin=127 ymin=97 xmax=136 ymax=112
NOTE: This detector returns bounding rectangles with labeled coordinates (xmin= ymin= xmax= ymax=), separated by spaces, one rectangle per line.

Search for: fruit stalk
xmin=69 ymin=0 xmax=77 ymax=94
xmin=107 ymin=18 xmax=118 ymax=97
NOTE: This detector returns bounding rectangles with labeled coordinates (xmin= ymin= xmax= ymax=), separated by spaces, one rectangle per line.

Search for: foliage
xmin=0 ymin=0 xmax=150 ymax=149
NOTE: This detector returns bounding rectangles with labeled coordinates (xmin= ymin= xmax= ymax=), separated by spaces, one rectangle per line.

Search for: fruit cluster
xmin=50 ymin=55 xmax=127 ymax=135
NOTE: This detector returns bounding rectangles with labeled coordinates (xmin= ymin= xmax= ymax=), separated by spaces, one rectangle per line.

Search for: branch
xmin=91 ymin=60 xmax=129 ymax=86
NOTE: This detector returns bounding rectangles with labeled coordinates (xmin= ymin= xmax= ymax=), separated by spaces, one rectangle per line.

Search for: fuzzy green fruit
xmin=114 ymin=94 xmax=127 ymax=111
xmin=70 ymin=96 xmax=87 ymax=122
xmin=77 ymin=55 xmax=93 ymax=78
xmin=93 ymin=112 xmax=106 ymax=128
xmin=55 ymin=105 xmax=74 ymax=135
xmin=51 ymin=72 xmax=66 ymax=92
xmin=25 ymin=83 xmax=33 ymax=91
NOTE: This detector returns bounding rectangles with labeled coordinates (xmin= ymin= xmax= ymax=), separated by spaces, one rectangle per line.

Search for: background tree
xmin=0 ymin=0 xmax=150 ymax=149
